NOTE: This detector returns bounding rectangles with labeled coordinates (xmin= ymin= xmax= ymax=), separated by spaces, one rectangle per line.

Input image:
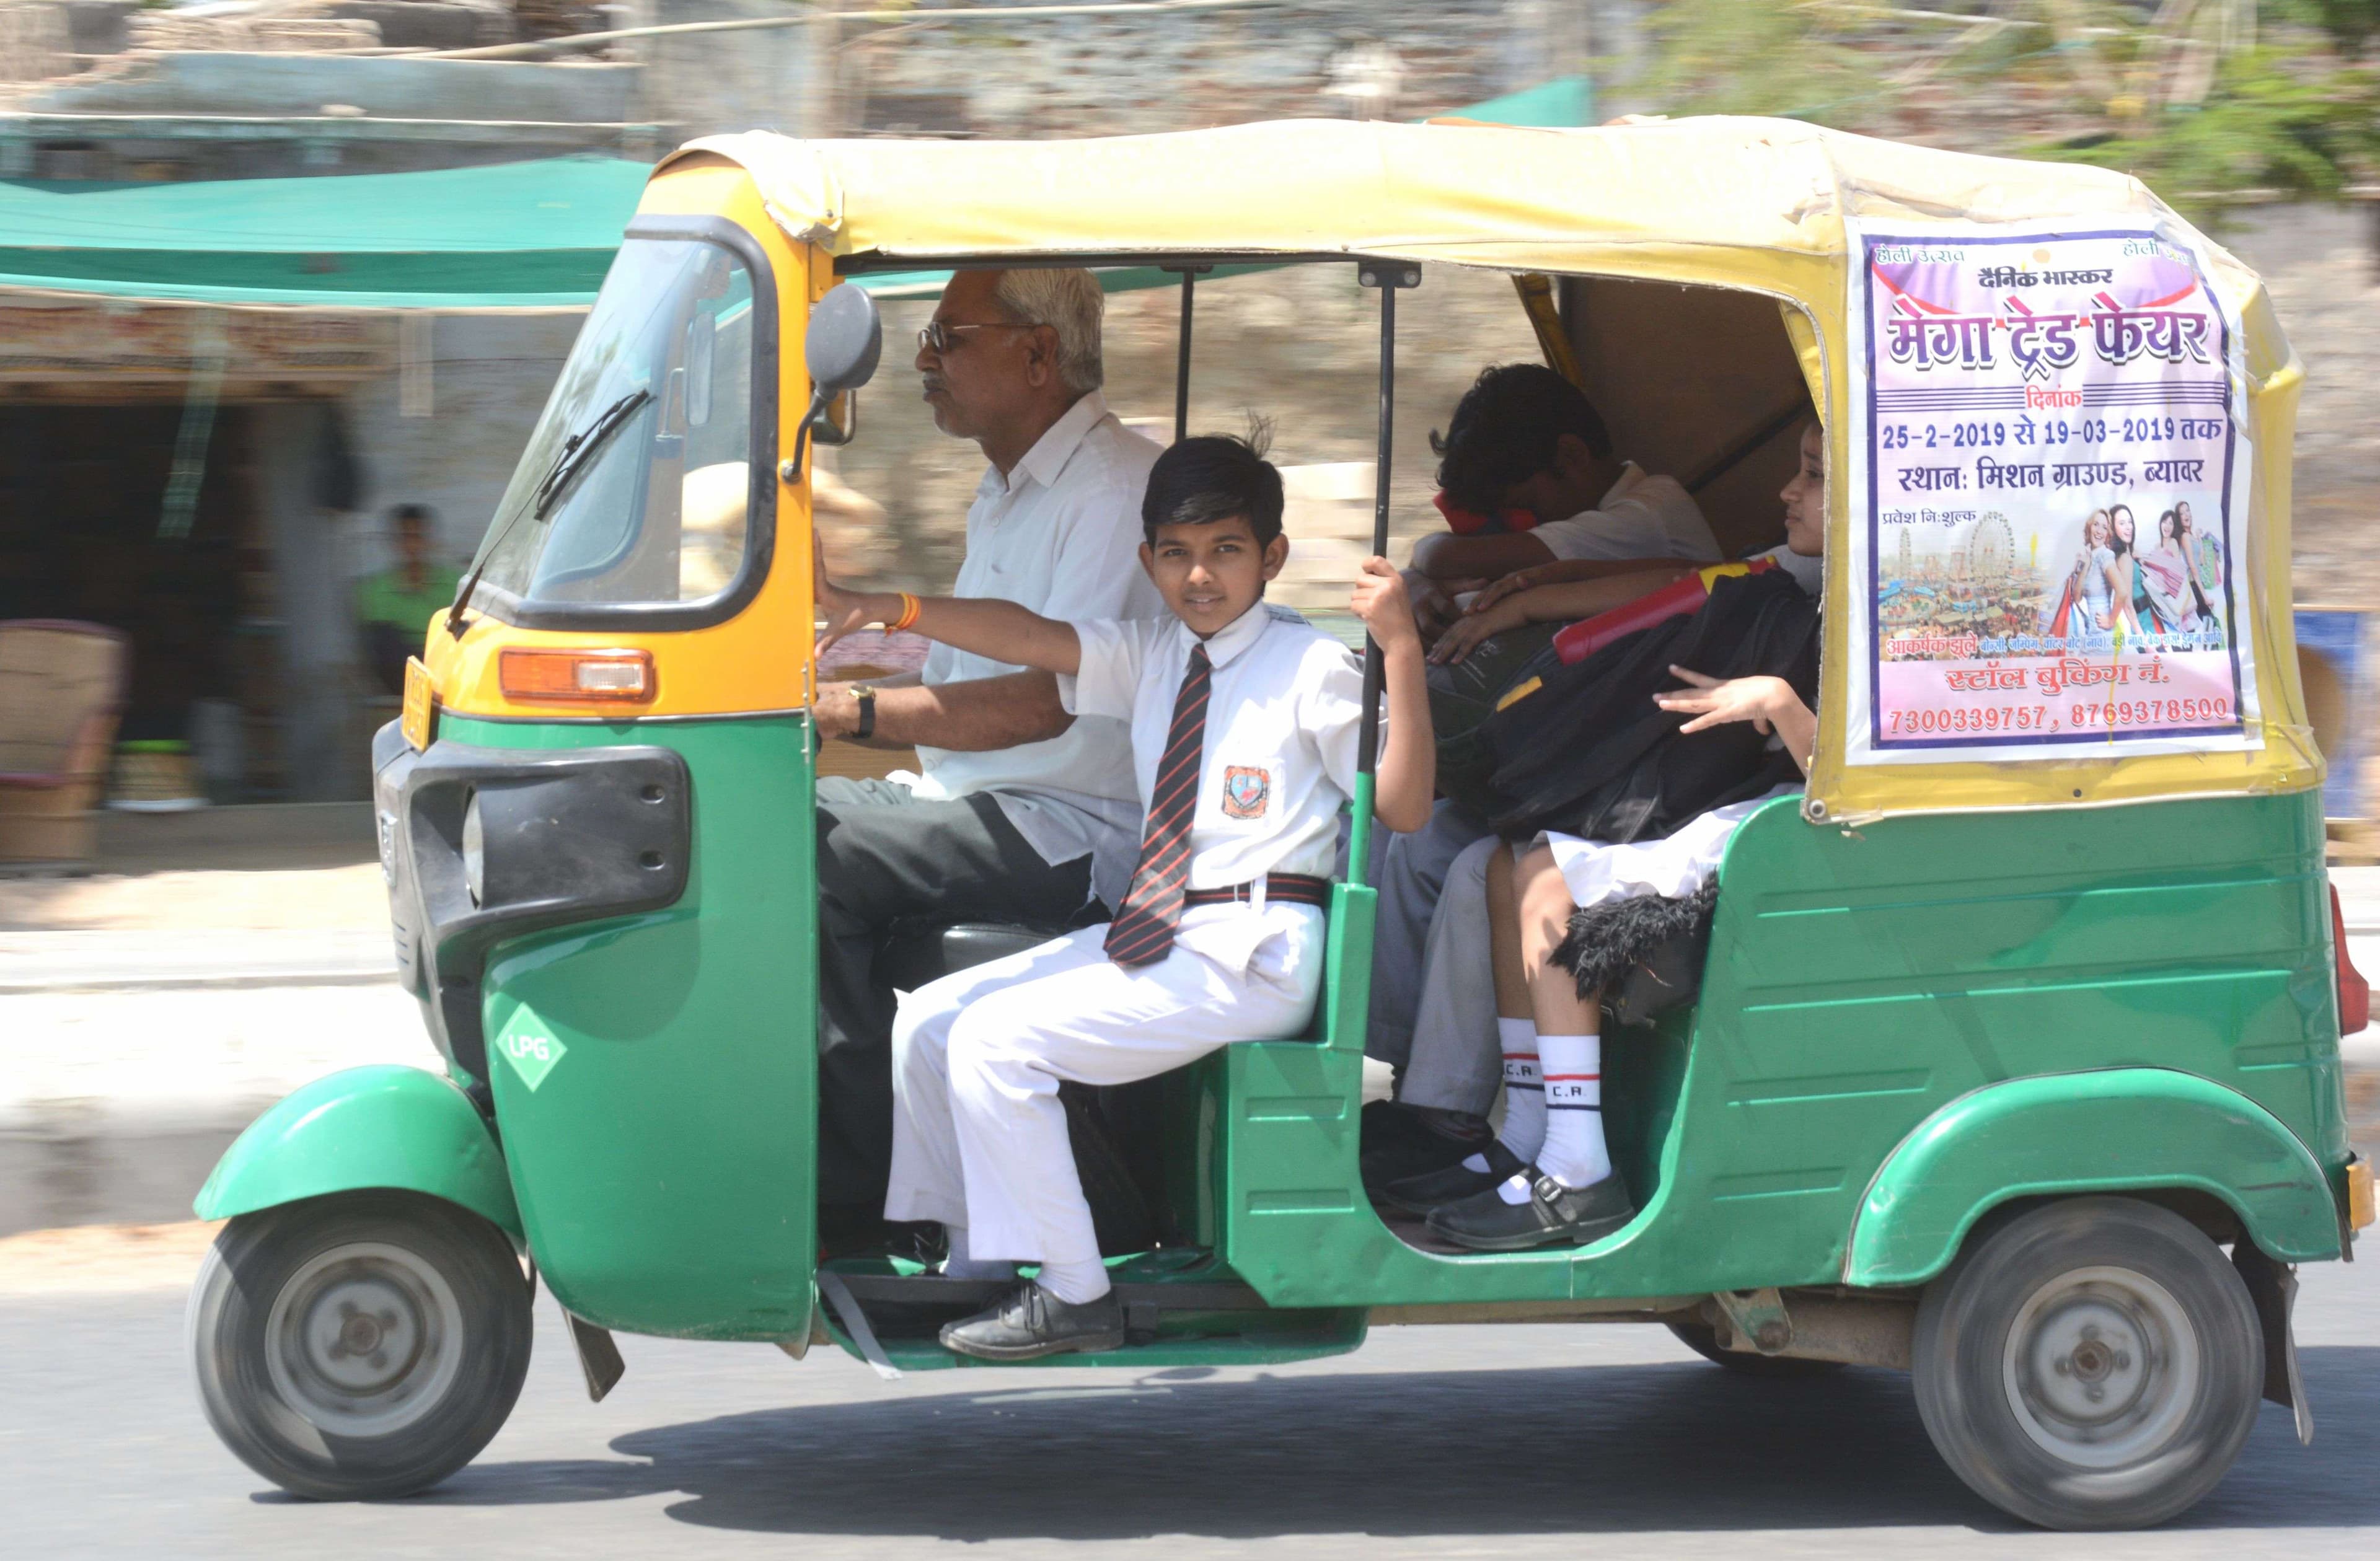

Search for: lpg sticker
xmin=1220 ymin=765 xmax=1271 ymax=820
xmin=495 ymin=1014 xmax=568 ymax=1092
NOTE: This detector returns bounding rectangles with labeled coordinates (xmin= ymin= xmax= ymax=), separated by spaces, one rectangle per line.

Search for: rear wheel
xmin=1664 ymin=1320 xmax=1844 ymax=1377
xmin=188 ymin=1190 xmax=533 ymax=1500
xmin=1911 ymin=1196 xmax=2262 ymax=1531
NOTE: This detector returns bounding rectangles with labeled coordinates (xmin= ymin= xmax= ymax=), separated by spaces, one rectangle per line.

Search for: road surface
xmin=5 ymin=1249 xmax=2374 ymax=1559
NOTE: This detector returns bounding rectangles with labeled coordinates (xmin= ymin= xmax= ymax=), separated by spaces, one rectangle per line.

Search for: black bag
xmin=1428 ymin=619 xmax=1564 ymax=810
xmin=1476 ymin=569 xmax=1818 ymax=843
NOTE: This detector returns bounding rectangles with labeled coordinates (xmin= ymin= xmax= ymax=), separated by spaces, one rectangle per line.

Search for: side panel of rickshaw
xmin=390 ymin=156 xmax=832 ymax=1341
xmin=1211 ymin=788 xmax=2346 ymax=1310
xmin=447 ymin=711 xmax=820 ymax=1340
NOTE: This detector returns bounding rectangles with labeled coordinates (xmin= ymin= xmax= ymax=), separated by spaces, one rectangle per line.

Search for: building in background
xmin=0 ymin=0 xmax=1602 ymax=814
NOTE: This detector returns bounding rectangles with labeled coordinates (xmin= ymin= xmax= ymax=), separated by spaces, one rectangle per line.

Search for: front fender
xmin=1845 ymin=1068 xmax=2338 ymax=1286
xmin=193 ymin=1065 xmax=521 ymax=1241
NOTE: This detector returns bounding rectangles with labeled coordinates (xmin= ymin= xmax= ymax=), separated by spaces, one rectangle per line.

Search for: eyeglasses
xmin=917 ymin=320 xmax=1038 ymax=356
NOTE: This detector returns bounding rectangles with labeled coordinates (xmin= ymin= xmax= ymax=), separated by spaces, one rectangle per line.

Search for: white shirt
xmin=1529 ymin=462 xmax=1719 ymax=565
xmin=906 ymin=391 xmax=1165 ymax=904
xmin=1063 ymin=599 xmax=1368 ymax=907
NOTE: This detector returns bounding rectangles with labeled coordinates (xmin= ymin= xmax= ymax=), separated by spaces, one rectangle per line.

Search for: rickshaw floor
xmin=1370 ymin=1201 xmax=1480 ymax=1256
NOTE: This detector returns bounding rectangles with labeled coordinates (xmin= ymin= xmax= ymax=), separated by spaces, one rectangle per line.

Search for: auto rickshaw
xmin=188 ymin=115 xmax=2374 ymax=1531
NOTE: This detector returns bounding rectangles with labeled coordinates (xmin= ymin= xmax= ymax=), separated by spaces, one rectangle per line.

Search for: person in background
xmin=357 ymin=503 xmax=459 ymax=696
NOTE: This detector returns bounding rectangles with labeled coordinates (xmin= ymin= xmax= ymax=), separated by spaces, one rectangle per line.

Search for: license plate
xmin=402 ymin=656 xmax=436 ymax=752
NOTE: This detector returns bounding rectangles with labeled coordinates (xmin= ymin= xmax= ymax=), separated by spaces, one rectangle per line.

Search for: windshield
xmin=469 ymin=237 xmax=758 ymax=612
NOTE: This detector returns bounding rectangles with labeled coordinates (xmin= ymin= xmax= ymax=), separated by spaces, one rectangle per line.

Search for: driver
xmin=807 ymin=268 xmax=1163 ymax=1241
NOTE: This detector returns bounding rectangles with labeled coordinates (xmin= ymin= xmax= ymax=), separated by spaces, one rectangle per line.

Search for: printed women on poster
xmin=1841 ymin=221 xmax=2259 ymax=765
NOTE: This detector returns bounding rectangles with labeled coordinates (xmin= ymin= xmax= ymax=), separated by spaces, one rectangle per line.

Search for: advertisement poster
xmin=1843 ymin=221 xmax=2259 ymax=765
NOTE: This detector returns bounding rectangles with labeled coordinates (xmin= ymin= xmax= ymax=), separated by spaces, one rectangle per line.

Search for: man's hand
xmin=1427 ymin=594 xmax=1525 ymax=666
xmin=1353 ymin=557 xmax=1422 ymax=657
xmin=813 ymin=534 xmax=883 ymax=662
xmin=814 ymin=680 xmax=866 ymax=741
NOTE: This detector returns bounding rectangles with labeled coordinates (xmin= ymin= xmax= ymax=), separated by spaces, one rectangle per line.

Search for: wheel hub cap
xmin=2003 ymin=1265 xmax=2198 ymax=1469
xmin=265 ymin=1242 xmax=464 ymax=1438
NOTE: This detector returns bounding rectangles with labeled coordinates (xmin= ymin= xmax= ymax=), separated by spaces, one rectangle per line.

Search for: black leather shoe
xmin=1360 ymin=1101 xmax=1491 ymax=1193
xmin=1426 ymin=1169 xmax=1636 ymax=1252
xmin=939 ymin=1281 xmax=1126 ymax=1361
xmin=1377 ymin=1140 xmax=1528 ymax=1215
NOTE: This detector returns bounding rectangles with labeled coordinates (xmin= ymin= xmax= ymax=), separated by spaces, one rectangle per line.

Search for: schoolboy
xmin=811 ymin=433 xmax=1435 ymax=1360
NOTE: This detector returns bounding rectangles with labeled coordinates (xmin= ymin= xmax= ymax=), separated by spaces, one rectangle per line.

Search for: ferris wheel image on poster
xmin=1841 ymin=219 xmax=2260 ymax=766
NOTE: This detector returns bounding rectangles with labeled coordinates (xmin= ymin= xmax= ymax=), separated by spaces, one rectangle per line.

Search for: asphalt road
xmin=7 ymin=1257 xmax=2376 ymax=1560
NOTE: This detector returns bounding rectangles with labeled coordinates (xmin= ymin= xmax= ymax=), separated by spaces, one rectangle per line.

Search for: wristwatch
xmin=852 ymin=684 xmax=877 ymax=741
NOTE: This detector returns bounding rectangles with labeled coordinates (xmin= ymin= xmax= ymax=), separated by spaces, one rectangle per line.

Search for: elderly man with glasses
xmin=808 ymin=268 xmax=1163 ymax=1246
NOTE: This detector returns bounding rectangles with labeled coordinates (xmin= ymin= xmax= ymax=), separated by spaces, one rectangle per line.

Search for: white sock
xmin=1494 ymin=1018 xmax=1545 ymax=1164
xmin=1035 ymin=1255 xmax=1112 ymax=1306
xmin=1535 ymin=1032 xmax=1610 ymax=1189
xmin=940 ymin=1225 xmax=1016 ymax=1283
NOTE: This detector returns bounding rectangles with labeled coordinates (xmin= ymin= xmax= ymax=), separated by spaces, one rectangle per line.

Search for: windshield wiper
xmin=445 ymin=388 xmax=653 ymax=638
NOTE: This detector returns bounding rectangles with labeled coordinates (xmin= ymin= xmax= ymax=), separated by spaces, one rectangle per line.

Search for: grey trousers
xmin=814 ymin=776 xmax=1095 ymax=1210
xmin=1400 ymin=835 xmax=1505 ymax=1114
xmin=1365 ymin=798 xmax=1499 ymax=1112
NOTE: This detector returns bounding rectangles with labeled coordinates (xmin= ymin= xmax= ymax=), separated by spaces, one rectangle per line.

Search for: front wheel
xmin=188 ymin=1190 xmax=534 ymax=1500
xmin=1911 ymin=1196 xmax=2262 ymax=1531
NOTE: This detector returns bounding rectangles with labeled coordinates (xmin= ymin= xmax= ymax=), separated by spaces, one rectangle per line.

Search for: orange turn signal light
xmin=498 ymin=648 xmax=656 ymax=704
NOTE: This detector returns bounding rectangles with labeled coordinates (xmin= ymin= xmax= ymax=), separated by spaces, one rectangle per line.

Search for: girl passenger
xmin=1386 ymin=420 xmax=1825 ymax=1250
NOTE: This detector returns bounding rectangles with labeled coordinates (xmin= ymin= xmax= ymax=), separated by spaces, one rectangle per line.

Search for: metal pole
xmin=1173 ymin=269 xmax=1195 ymax=444
xmin=1347 ymin=260 xmax=1416 ymax=884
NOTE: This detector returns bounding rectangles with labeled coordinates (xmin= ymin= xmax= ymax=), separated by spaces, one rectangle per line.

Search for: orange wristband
xmin=889 ymin=592 xmax=922 ymax=633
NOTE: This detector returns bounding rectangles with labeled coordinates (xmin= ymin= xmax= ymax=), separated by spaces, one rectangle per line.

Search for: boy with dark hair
xmin=1406 ymin=364 xmax=1719 ymax=627
xmin=813 ymin=433 xmax=1435 ymax=1360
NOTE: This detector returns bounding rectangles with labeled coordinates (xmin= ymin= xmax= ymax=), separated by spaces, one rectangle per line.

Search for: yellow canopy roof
xmin=667 ymin=117 xmax=2314 ymax=817
xmin=676 ymin=117 xmax=2259 ymax=331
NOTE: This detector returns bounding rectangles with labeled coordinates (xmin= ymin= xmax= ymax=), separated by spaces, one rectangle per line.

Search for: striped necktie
xmin=1103 ymin=642 xmax=1212 ymax=968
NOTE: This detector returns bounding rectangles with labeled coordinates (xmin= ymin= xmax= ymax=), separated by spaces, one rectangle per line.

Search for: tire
xmin=1910 ymin=1195 xmax=2262 ymax=1531
xmin=1665 ymin=1319 xmax=1845 ymax=1377
xmin=188 ymin=1190 xmax=534 ymax=1500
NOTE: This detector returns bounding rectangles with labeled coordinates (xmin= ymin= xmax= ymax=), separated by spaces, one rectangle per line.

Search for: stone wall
xmin=837 ymin=0 xmax=1592 ymax=138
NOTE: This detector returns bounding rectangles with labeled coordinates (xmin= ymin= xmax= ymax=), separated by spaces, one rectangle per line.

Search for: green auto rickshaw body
xmin=195 ymin=120 xmax=2362 ymax=1377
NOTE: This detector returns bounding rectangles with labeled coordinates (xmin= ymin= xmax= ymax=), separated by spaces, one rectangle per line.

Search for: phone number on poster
xmin=1887 ymin=705 xmax=2056 ymax=735
xmin=2070 ymin=698 xmax=2231 ymax=728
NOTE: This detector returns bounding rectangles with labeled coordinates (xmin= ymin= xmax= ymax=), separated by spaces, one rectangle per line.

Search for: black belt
xmin=1181 ymin=873 xmax=1333 ymax=910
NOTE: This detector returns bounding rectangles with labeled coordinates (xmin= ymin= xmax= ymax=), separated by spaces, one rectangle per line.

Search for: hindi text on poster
xmin=1843 ymin=224 xmax=2258 ymax=764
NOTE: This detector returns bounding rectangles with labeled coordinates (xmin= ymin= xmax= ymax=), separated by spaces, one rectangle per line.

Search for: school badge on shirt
xmin=1221 ymin=765 xmax=1271 ymax=819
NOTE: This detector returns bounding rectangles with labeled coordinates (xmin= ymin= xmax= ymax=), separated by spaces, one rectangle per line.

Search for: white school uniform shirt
xmin=1060 ymin=600 xmax=1369 ymax=974
xmin=904 ymin=391 xmax=1165 ymax=910
xmin=1528 ymin=462 xmax=1720 ymax=565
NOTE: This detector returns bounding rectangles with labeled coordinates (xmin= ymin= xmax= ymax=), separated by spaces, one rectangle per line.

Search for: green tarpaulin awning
xmin=0 ymin=77 xmax=1593 ymax=311
xmin=0 ymin=156 xmax=651 ymax=309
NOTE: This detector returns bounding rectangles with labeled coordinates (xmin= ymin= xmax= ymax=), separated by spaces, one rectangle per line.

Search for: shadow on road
xmin=418 ymin=1347 xmax=2380 ymax=1539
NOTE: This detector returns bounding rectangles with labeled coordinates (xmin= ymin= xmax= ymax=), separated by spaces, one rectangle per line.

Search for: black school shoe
xmin=1359 ymin=1100 xmax=1492 ymax=1194
xmin=1377 ymin=1139 xmax=1529 ymax=1215
xmin=940 ymin=1281 xmax=1127 ymax=1362
xmin=1426 ymin=1169 xmax=1636 ymax=1252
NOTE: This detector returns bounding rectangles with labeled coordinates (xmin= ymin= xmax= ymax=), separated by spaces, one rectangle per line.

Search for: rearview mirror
xmin=785 ymin=284 xmax=882 ymax=484
xmin=805 ymin=283 xmax=881 ymax=397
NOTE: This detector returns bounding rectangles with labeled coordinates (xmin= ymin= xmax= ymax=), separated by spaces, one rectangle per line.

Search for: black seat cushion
xmin=877 ymin=920 xmax=1077 ymax=996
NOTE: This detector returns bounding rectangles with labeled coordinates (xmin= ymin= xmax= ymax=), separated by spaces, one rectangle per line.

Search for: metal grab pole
xmin=1173 ymin=269 xmax=1196 ymax=444
xmin=1347 ymin=260 xmax=1417 ymax=886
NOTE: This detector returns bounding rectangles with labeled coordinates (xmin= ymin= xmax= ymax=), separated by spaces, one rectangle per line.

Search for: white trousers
xmin=886 ymin=907 xmax=1324 ymax=1267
